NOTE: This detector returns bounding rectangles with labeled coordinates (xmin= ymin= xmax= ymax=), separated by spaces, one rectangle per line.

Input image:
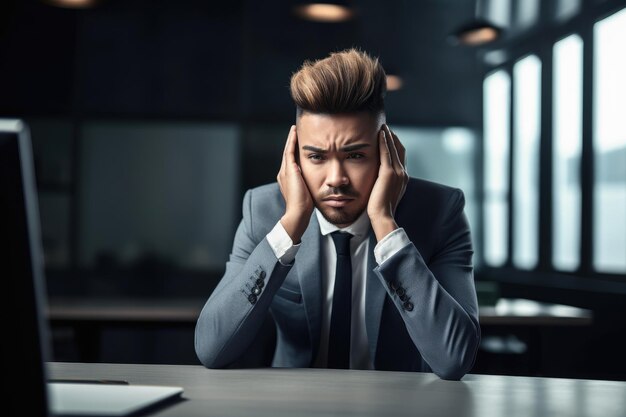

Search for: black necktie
xmin=328 ymin=231 xmax=353 ymax=369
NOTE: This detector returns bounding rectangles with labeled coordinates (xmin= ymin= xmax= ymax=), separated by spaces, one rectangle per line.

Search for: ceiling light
xmin=386 ymin=75 xmax=403 ymax=91
xmin=450 ymin=19 xmax=502 ymax=46
xmin=43 ymin=0 xmax=99 ymax=8
xmin=293 ymin=3 xmax=354 ymax=23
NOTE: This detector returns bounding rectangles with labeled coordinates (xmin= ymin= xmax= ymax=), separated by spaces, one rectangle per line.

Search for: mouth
xmin=322 ymin=196 xmax=354 ymax=208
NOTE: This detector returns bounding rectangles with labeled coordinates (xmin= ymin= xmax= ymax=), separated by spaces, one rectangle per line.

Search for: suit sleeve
xmin=194 ymin=189 xmax=293 ymax=368
xmin=373 ymin=189 xmax=480 ymax=380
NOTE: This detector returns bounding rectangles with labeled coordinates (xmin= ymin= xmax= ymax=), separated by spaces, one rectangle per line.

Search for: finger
xmin=379 ymin=129 xmax=392 ymax=167
xmin=281 ymin=125 xmax=296 ymax=172
xmin=286 ymin=125 xmax=298 ymax=165
xmin=383 ymin=124 xmax=402 ymax=172
xmin=282 ymin=126 xmax=294 ymax=158
xmin=389 ymin=129 xmax=406 ymax=168
xmin=293 ymin=127 xmax=302 ymax=169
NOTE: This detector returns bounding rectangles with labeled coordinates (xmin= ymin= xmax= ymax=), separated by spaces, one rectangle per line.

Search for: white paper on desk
xmin=48 ymin=382 xmax=183 ymax=416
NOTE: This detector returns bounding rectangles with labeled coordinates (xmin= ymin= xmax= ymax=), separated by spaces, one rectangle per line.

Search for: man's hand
xmin=367 ymin=124 xmax=409 ymax=242
xmin=277 ymin=125 xmax=314 ymax=244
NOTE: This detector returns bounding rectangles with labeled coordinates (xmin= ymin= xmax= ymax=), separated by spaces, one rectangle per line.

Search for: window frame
xmin=478 ymin=0 xmax=626 ymax=286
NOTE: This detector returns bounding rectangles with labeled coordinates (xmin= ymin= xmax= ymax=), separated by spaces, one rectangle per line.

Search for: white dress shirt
xmin=266 ymin=209 xmax=411 ymax=369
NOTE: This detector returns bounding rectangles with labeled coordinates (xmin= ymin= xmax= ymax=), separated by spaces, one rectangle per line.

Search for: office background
xmin=1 ymin=0 xmax=625 ymax=380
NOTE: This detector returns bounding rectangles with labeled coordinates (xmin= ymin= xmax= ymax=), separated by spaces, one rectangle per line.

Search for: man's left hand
xmin=367 ymin=124 xmax=409 ymax=242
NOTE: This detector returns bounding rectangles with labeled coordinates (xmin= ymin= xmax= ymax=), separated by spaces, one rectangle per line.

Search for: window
xmin=394 ymin=127 xmax=478 ymax=252
xmin=28 ymin=118 xmax=75 ymax=269
xmin=79 ymin=121 xmax=241 ymax=271
xmin=513 ymin=55 xmax=541 ymax=270
xmin=480 ymin=3 xmax=626 ymax=282
xmin=553 ymin=35 xmax=583 ymax=271
xmin=593 ymin=8 xmax=626 ymax=273
xmin=556 ymin=0 xmax=582 ymax=21
xmin=483 ymin=70 xmax=511 ymax=267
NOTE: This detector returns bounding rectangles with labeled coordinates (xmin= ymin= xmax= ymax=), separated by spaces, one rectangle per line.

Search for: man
xmin=195 ymin=49 xmax=480 ymax=380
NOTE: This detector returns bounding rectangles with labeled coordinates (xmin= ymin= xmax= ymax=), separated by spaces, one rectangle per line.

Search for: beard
xmin=317 ymin=206 xmax=364 ymax=226
xmin=315 ymin=185 xmax=364 ymax=227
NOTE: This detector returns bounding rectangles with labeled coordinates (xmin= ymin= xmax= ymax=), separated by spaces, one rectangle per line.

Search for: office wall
xmin=1 ymin=0 xmax=625 ymax=379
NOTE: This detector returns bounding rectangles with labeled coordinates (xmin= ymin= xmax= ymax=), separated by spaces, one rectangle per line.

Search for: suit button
xmin=403 ymin=301 xmax=414 ymax=311
xmin=396 ymin=287 xmax=406 ymax=297
xmin=390 ymin=281 xmax=399 ymax=290
xmin=255 ymin=278 xmax=265 ymax=287
xmin=399 ymin=294 xmax=408 ymax=302
xmin=248 ymin=294 xmax=257 ymax=304
xmin=251 ymin=286 xmax=262 ymax=295
xmin=258 ymin=270 xmax=266 ymax=279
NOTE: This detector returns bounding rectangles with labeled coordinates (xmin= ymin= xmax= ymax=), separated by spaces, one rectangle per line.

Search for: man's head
xmin=290 ymin=48 xmax=387 ymax=227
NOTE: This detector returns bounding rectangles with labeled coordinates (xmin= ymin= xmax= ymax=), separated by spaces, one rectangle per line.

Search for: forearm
xmin=371 ymin=215 xmax=399 ymax=242
xmin=374 ymin=244 xmax=480 ymax=380
xmin=195 ymin=238 xmax=292 ymax=368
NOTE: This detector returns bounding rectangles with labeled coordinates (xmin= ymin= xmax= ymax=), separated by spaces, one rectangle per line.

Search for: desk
xmin=479 ymin=298 xmax=592 ymax=326
xmin=48 ymin=362 xmax=626 ymax=417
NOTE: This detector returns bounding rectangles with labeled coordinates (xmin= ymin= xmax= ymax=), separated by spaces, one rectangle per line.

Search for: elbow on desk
xmin=194 ymin=335 xmax=228 ymax=369
xmin=431 ymin=353 xmax=476 ymax=381
xmin=194 ymin=332 xmax=216 ymax=368
xmin=195 ymin=342 xmax=217 ymax=369
xmin=433 ymin=364 xmax=469 ymax=381
xmin=194 ymin=321 xmax=229 ymax=369
xmin=431 ymin=327 xmax=481 ymax=381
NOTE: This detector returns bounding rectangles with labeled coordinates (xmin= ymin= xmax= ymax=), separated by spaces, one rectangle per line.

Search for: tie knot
xmin=331 ymin=231 xmax=353 ymax=256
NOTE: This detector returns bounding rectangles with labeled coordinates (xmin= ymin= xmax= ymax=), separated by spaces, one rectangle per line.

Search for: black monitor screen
xmin=0 ymin=119 xmax=50 ymax=415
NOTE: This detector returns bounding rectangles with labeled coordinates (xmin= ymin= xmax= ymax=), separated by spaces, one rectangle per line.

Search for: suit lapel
xmin=296 ymin=214 xmax=322 ymax=363
xmin=365 ymin=229 xmax=386 ymax=366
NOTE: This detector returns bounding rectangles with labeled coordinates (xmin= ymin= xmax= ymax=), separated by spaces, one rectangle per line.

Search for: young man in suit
xmin=195 ymin=49 xmax=480 ymax=380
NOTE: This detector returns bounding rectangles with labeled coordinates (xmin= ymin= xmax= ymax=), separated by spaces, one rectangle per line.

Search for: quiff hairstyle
xmin=290 ymin=48 xmax=386 ymax=117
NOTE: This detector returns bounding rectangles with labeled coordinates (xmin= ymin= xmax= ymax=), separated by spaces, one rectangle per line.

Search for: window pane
xmin=79 ymin=121 xmax=241 ymax=271
xmin=513 ymin=55 xmax=541 ymax=269
xmin=27 ymin=118 xmax=74 ymax=269
xmin=516 ymin=0 xmax=539 ymax=29
xmin=593 ymin=8 xmax=626 ymax=273
xmin=556 ymin=0 xmax=582 ymax=21
xmin=553 ymin=35 xmax=583 ymax=271
xmin=483 ymin=70 xmax=510 ymax=266
xmin=394 ymin=127 xmax=478 ymax=263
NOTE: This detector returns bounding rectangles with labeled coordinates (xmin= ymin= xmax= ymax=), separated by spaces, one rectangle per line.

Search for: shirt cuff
xmin=266 ymin=221 xmax=301 ymax=265
xmin=374 ymin=227 xmax=411 ymax=265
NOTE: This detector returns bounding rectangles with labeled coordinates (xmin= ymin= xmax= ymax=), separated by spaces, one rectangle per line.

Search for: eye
xmin=307 ymin=154 xmax=324 ymax=162
xmin=347 ymin=152 xmax=365 ymax=160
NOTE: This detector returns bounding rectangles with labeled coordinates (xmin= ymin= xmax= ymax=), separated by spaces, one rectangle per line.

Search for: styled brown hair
xmin=290 ymin=48 xmax=386 ymax=117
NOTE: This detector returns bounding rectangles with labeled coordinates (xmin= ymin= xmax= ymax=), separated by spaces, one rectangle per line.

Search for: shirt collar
xmin=315 ymin=208 xmax=371 ymax=240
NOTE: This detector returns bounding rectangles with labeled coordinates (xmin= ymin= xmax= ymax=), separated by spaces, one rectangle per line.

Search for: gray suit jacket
xmin=195 ymin=177 xmax=480 ymax=380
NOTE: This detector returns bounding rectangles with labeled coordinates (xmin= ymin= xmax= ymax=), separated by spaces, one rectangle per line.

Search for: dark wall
xmin=3 ymin=0 xmax=625 ymax=381
xmin=0 ymin=0 xmax=481 ymax=124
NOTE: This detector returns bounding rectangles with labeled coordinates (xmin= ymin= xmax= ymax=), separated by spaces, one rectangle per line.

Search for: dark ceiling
xmin=0 ymin=0 xmax=481 ymax=127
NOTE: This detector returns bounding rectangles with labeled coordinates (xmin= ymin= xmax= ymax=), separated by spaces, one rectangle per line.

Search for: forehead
xmin=297 ymin=112 xmax=382 ymax=147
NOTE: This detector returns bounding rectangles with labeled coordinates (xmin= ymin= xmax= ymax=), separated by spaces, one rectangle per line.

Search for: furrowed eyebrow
xmin=302 ymin=145 xmax=327 ymax=153
xmin=301 ymin=143 xmax=371 ymax=153
xmin=340 ymin=143 xmax=371 ymax=152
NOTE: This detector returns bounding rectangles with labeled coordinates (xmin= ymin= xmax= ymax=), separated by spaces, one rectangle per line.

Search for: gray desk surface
xmin=47 ymin=297 xmax=593 ymax=326
xmin=48 ymin=362 xmax=625 ymax=417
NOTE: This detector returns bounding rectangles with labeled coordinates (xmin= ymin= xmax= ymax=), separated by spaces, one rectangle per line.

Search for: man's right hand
xmin=277 ymin=125 xmax=314 ymax=244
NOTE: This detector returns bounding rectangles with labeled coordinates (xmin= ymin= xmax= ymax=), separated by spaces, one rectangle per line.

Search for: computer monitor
xmin=0 ymin=119 xmax=50 ymax=416
xmin=1 ymin=119 xmax=183 ymax=417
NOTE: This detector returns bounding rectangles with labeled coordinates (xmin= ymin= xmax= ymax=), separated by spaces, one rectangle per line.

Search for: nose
xmin=325 ymin=159 xmax=349 ymax=189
